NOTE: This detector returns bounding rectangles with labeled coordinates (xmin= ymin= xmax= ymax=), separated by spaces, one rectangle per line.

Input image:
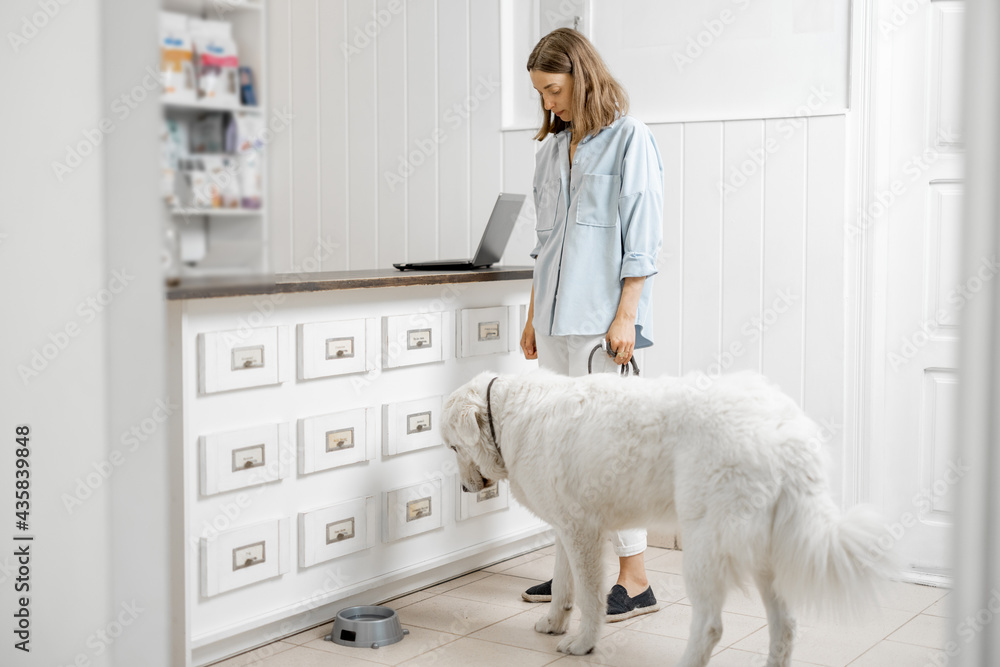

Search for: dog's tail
xmin=769 ymin=486 xmax=897 ymax=618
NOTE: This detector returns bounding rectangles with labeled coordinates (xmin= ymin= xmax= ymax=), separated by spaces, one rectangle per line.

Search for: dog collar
xmin=486 ymin=376 xmax=500 ymax=455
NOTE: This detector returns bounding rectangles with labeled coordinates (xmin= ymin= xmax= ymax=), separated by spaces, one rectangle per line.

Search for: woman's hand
xmin=521 ymin=319 xmax=538 ymax=359
xmin=608 ymin=277 xmax=645 ymax=364
xmin=606 ymin=314 xmax=635 ymax=365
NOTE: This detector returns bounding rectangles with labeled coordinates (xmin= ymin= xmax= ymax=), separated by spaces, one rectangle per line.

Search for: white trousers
xmin=534 ymin=332 xmax=648 ymax=558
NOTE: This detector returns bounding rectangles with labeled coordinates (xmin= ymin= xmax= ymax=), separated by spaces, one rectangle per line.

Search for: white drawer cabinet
xmin=170 ymin=271 xmax=549 ymax=666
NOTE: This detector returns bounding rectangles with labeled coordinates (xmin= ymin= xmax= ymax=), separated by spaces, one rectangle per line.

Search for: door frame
xmin=845 ymin=0 xmax=886 ymax=512
xmin=846 ymin=0 xmax=956 ymax=587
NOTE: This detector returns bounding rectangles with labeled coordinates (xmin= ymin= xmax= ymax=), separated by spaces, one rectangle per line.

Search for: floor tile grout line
xmin=297 ymin=641 xmax=387 ymax=665
xmin=386 ymin=630 xmax=465 ymax=667
xmin=625 ymin=611 xmax=767 ymax=648
xmin=459 ymin=632 xmax=578 ymax=656
xmin=914 ymin=593 xmax=950 ymax=616
xmin=844 ymin=639 xmax=887 ymax=667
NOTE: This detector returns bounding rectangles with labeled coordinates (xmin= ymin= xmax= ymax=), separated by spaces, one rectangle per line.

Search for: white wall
xmin=954 ymin=0 xmax=1000 ymax=659
xmin=267 ymin=0 xmax=511 ymax=272
xmin=267 ymin=0 xmax=850 ymax=498
xmin=1 ymin=0 xmax=173 ymax=665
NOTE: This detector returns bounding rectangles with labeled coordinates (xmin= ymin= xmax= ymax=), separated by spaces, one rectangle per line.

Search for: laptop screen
xmin=471 ymin=193 xmax=526 ymax=266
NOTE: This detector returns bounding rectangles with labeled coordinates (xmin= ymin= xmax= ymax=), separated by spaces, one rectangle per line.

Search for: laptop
xmin=393 ymin=193 xmax=526 ymax=271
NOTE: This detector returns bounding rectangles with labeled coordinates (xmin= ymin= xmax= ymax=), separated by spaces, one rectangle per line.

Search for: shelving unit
xmin=161 ymin=0 xmax=269 ymax=279
xmin=164 ymin=99 xmax=263 ymax=114
xmin=171 ymin=207 xmax=263 ymax=217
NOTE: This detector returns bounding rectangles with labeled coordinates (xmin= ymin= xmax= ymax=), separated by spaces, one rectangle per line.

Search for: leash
xmin=486 ymin=376 xmax=500 ymax=456
xmin=588 ymin=342 xmax=640 ymax=377
xmin=487 ymin=343 xmax=636 ymax=454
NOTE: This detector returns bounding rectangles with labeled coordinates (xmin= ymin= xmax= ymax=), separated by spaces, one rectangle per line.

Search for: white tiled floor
xmin=210 ymin=545 xmax=951 ymax=667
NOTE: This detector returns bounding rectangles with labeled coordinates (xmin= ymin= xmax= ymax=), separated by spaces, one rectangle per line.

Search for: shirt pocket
xmin=533 ymin=177 xmax=561 ymax=232
xmin=575 ymin=173 xmax=621 ymax=228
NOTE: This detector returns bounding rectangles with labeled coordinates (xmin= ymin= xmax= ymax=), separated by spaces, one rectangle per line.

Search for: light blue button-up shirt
xmin=530 ymin=115 xmax=663 ymax=348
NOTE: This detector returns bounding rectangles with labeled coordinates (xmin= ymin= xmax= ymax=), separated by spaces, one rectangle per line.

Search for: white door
xmin=876 ymin=0 xmax=965 ymax=578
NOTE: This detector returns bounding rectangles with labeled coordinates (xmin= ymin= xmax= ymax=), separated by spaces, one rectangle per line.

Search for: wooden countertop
xmin=166 ymin=266 xmax=534 ymax=300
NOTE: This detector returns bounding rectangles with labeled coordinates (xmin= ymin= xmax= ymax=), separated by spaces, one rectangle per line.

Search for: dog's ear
xmin=455 ymin=392 xmax=484 ymax=445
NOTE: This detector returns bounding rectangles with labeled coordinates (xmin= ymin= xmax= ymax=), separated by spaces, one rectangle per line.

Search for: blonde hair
xmin=526 ymin=28 xmax=628 ymax=142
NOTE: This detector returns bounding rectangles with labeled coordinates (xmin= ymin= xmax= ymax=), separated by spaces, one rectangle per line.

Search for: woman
xmin=519 ymin=28 xmax=664 ymax=622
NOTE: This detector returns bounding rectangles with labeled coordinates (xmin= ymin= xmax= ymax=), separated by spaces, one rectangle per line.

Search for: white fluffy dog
xmin=441 ymin=369 xmax=896 ymax=667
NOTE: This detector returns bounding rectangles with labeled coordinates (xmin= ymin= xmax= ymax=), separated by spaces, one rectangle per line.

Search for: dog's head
xmin=442 ymin=371 xmax=508 ymax=493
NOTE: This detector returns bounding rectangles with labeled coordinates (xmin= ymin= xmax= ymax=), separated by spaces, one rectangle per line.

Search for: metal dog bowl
xmin=324 ymin=605 xmax=409 ymax=649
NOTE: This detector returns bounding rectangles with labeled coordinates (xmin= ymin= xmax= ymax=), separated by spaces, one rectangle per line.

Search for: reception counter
xmin=167 ymin=267 xmax=550 ymax=666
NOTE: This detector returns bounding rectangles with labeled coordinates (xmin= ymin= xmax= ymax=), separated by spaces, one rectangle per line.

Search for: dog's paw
xmin=534 ymin=614 xmax=568 ymax=635
xmin=557 ymin=633 xmax=595 ymax=655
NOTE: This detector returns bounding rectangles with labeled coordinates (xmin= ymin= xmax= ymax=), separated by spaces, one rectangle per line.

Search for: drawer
xmin=297 ymin=318 xmax=377 ymax=380
xmin=297 ymin=407 xmax=375 ymax=475
xmin=199 ymin=423 xmax=291 ymax=496
xmin=198 ymin=325 xmax=292 ymax=394
xmin=455 ymin=306 xmax=518 ymax=358
xmin=382 ymin=396 xmax=443 ymax=456
xmin=200 ymin=517 xmax=291 ymax=597
xmin=383 ymin=477 xmax=444 ymax=542
xmin=456 ymin=478 xmax=509 ymax=521
xmin=381 ymin=311 xmax=447 ymax=369
xmin=297 ymin=496 xmax=376 ymax=567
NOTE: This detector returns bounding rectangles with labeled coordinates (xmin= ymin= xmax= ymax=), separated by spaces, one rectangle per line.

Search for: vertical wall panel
xmin=721 ymin=120 xmax=765 ymax=373
xmin=502 ymin=130 xmax=539 ymax=266
xmin=347 ymin=0 xmax=379 ymax=269
xmin=436 ymin=0 xmax=470 ymax=260
xmin=267 ymin=0 xmax=293 ymax=272
xmin=805 ymin=114 xmax=847 ymax=502
xmin=762 ymin=117 xmax=807 ymax=399
xmin=318 ymin=0 xmax=349 ymax=271
xmin=290 ymin=0 xmax=320 ymax=268
xmin=681 ymin=122 xmax=724 ymax=373
xmin=648 ymin=123 xmax=684 ymax=377
xmin=405 ymin=0 xmax=439 ymax=262
xmin=375 ymin=0 xmax=407 ymax=266
xmin=468 ymin=0 xmax=503 ymax=255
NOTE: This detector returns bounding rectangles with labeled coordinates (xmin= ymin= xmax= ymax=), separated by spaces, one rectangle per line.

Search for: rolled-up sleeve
xmin=618 ymin=126 xmax=663 ymax=280
xmin=529 ymin=184 xmax=541 ymax=259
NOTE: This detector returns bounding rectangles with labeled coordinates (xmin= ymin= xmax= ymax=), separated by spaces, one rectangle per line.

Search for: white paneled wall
xmin=267 ymin=1 xmax=848 ymax=494
xmin=268 ymin=0 xmax=507 ymax=270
